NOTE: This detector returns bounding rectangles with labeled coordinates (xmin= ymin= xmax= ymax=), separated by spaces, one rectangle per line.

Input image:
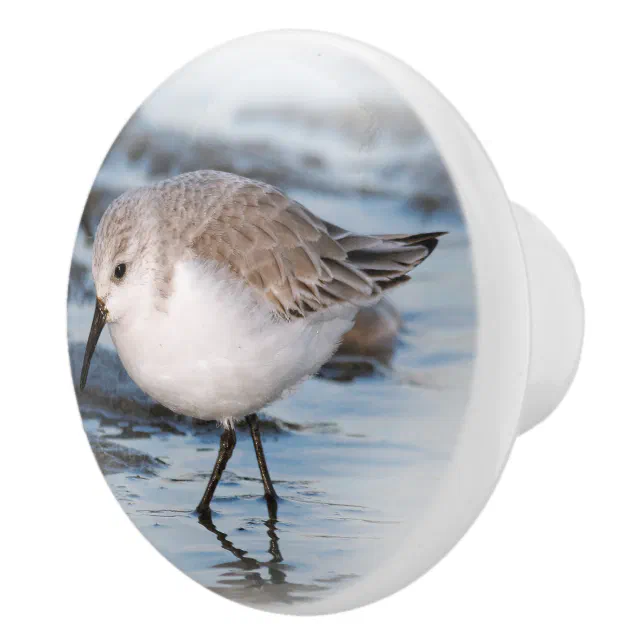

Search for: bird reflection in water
xmin=197 ymin=496 xmax=287 ymax=589
xmin=196 ymin=494 xmax=359 ymax=604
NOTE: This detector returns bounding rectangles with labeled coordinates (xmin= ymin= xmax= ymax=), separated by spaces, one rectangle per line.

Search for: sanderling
xmin=79 ymin=170 xmax=445 ymax=514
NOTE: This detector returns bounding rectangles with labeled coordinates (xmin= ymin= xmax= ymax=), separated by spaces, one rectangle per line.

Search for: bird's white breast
xmin=109 ymin=260 xmax=356 ymax=420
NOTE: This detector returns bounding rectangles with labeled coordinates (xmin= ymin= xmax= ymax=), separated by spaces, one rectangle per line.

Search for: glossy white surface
xmin=512 ymin=204 xmax=584 ymax=433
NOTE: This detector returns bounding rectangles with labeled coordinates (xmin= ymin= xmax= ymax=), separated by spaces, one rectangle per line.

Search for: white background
xmin=2 ymin=1 xmax=642 ymax=642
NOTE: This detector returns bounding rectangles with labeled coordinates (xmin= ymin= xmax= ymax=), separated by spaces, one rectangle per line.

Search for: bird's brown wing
xmin=190 ymin=177 xmax=444 ymax=319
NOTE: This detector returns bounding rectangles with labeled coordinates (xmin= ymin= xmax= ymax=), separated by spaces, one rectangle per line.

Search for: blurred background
xmin=67 ymin=40 xmax=476 ymax=612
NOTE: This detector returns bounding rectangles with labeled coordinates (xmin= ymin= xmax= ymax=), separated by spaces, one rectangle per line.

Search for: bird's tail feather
xmin=337 ymin=231 xmax=446 ymax=292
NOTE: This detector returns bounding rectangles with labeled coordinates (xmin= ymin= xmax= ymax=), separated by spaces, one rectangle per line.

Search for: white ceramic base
xmin=512 ymin=204 xmax=584 ymax=434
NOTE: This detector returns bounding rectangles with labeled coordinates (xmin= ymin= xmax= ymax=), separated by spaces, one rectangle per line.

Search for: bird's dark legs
xmin=196 ymin=415 xmax=276 ymax=514
xmin=196 ymin=419 xmax=237 ymax=515
xmin=246 ymin=413 xmax=278 ymax=503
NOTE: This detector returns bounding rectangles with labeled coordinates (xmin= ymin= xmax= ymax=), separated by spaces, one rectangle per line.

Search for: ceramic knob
xmin=68 ymin=29 xmax=584 ymax=615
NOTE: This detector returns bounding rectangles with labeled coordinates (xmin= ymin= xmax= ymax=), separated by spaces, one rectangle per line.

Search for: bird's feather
xmin=155 ymin=170 xmax=445 ymax=319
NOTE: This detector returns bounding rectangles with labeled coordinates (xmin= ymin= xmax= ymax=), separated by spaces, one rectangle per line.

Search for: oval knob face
xmin=67 ymin=30 xmax=517 ymax=615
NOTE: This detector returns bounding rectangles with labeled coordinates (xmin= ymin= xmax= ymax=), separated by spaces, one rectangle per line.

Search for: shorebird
xmin=79 ymin=170 xmax=445 ymax=514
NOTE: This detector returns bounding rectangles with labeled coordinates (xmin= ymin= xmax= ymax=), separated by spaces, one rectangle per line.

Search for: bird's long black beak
xmin=80 ymin=298 xmax=108 ymax=391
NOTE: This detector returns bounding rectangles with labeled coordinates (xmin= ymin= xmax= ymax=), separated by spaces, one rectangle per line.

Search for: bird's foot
xmin=264 ymin=492 xmax=279 ymax=518
xmin=195 ymin=502 xmax=213 ymax=520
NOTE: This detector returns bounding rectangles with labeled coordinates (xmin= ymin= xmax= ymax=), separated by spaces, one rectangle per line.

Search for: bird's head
xmin=80 ymin=187 xmax=167 ymax=390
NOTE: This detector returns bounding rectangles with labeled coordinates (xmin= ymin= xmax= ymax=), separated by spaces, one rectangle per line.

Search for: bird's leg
xmin=246 ymin=414 xmax=278 ymax=502
xmin=196 ymin=418 xmax=237 ymax=515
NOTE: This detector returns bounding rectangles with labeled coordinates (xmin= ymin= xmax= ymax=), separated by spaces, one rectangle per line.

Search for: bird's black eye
xmin=114 ymin=263 xmax=126 ymax=279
